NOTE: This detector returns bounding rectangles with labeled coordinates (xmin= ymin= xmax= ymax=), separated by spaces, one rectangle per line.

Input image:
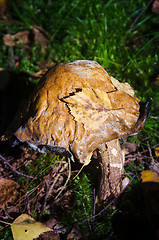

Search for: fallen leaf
xmin=122 ymin=141 xmax=139 ymax=154
xmin=11 ymin=214 xmax=52 ymax=240
xmin=37 ymin=230 xmax=60 ymax=240
xmin=152 ymin=0 xmax=159 ymax=14
xmin=3 ymin=31 xmax=30 ymax=47
xmin=67 ymin=225 xmax=82 ymax=240
xmin=153 ymin=74 xmax=159 ymax=85
xmin=121 ymin=177 xmax=130 ymax=190
xmin=155 ymin=147 xmax=159 ymax=158
xmin=3 ymin=28 xmax=49 ymax=47
xmin=141 ymin=170 xmax=159 ymax=183
xmin=64 ymin=88 xmax=122 ymax=130
xmin=111 ymin=76 xmax=135 ymax=97
xmin=0 ymin=0 xmax=6 ymax=18
xmin=153 ymin=162 xmax=159 ymax=175
xmin=27 ymin=69 xmax=48 ymax=78
xmin=0 ymin=178 xmax=19 ymax=209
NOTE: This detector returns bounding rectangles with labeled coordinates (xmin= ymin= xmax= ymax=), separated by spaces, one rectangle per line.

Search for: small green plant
xmin=0 ymin=224 xmax=13 ymax=240
xmin=60 ymin=173 xmax=94 ymax=237
xmin=73 ymin=174 xmax=93 ymax=221
xmin=62 ymin=173 xmax=117 ymax=239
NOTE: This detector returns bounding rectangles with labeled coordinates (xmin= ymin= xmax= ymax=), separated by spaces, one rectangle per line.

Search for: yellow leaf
xmin=141 ymin=170 xmax=159 ymax=183
xmin=0 ymin=0 xmax=6 ymax=4
xmin=11 ymin=214 xmax=52 ymax=240
xmin=0 ymin=0 xmax=6 ymax=17
xmin=155 ymin=147 xmax=159 ymax=158
xmin=110 ymin=76 xmax=135 ymax=97
xmin=64 ymin=88 xmax=122 ymax=130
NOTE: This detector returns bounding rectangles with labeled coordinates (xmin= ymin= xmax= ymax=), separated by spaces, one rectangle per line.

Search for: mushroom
xmin=1 ymin=60 xmax=151 ymax=201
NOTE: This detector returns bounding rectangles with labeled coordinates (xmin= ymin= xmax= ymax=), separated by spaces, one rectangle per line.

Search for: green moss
xmin=0 ymin=224 xmax=13 ymax=240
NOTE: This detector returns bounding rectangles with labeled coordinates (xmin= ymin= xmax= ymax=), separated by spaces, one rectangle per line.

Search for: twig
xmin=147 ymin=141 xmax=155 ymax=166
xmin=5 ymin=24 xmax=15 ymax=69
xmin=92 ymin=188 xmax=96 ymax=227
xmin=0 ymin=154 xmax=34 ymax=179
xmin=41 ymin=180 xmax=50 ymax=214
xmin=55 ymin=157 xmax=71 ymax=199
xmin=0 ymin=220 xmax=11 ymax=225
xmin=93 ymin=188 xmax=96 ymax=219
xmin=54 ymin=176 xmax=135 ymax=234
xmin=125 ymin=142 xmax=159 ymax=159
xmin=46 ymin=157 xmax=67 ymax=198
xmin=80 ymin=176 xmax=135 ymax=224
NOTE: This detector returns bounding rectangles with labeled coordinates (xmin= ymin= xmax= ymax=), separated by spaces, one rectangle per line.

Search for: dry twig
xmin=0 ymin=154 xmax=34 ymax=179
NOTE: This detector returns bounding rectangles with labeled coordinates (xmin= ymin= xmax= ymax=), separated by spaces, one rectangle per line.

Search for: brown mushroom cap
xmin=8 ymin=60 xmax=141 ymax=164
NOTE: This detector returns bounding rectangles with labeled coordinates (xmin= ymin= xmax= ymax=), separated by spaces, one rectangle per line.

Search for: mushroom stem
xmin=97 ymin=139 xmax=125 ymax=202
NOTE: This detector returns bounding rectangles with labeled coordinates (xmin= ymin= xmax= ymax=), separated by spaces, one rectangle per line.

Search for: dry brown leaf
xmin=67 ymin=225 xmax=82 ymax=240
xmin=37 ymin=231 xmax=60 ymax=240
xmin=26 ymin=63 xmax=55 ymax=78
xmin=123 ymin=141 xmax=139 ymax=154
xmin=3 ymin=31 xmax=30 ymax=47
xmin=3 ymin=28 xmax=49 ymax=47
xmin=152 ymin=0 xmax=159 ymax=14
xmin=11 ymin=214 xmax=52 ymax=240
xmin=64 ymin=88 xmax=120 ymax=130
xmin=27 ymin=69 xmax=49 ymax=78
xmin=0 ymin=178 xmax=19 ymax=209
xmin=152 ymin=74 xmax=159 ymax=86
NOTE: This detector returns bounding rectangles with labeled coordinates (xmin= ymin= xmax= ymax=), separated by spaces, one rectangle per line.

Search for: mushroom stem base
xmin=98 ymin=139 xmax=125 ymax=202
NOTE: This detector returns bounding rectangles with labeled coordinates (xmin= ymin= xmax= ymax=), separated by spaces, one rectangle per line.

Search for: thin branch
xmin=55 ymin=157 xmax=71 ymax=199
xmin=80 ymin=176 xmax=135 ymax=224
xmin=147 ymin=141 xmax=155 ymax=166
xmin=41 ymin=180 xmax=50 ymax=214
xmin=0 ymin=154 xmax=34 ymax=179
xmin=52 ymin=176 xmax=136 ymax=235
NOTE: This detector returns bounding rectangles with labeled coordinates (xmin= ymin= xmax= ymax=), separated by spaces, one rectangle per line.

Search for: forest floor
xmin=0 ymin=1 xmax=159 ymax=239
